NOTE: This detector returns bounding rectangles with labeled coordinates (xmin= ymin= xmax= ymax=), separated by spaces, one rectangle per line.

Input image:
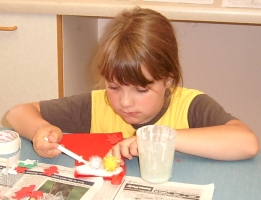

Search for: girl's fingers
xmin=129 ymin=141 xmax=139 ymax=157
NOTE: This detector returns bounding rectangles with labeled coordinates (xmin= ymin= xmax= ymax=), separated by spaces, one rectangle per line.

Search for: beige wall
xmin=0 ymin=13 xmax=58 ymax=127
xmin=63 ymin=16 xmax=98 ymax=97
xmin=98 ymin=19 xmax=261 ymax=146
xmin=174 ymin=22 xmax=261 ymax=146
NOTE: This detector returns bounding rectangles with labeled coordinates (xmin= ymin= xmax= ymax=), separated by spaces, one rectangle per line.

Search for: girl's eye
xmin=108 ymin=86 xmax=118 ymax=90
xmin=137 ymin=88 xmax=149 ymax=93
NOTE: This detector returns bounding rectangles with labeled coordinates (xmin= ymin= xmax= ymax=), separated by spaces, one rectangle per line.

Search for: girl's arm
xmin=110 ymin=119 xmax=259 ymax=165
xmin=6 ymin=102 xmax=49 ymax=140
xmin=176 ymin=119 xmax=259 ymax=160
xmin=5 ymin=103 xmax=63 ymax=158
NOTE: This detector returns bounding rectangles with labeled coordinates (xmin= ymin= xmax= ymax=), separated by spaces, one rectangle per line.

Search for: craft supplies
xmin=44 ymin=137 xmax=89 ymax=165
xmin=0 ymin=130 xmax=21 ymax=168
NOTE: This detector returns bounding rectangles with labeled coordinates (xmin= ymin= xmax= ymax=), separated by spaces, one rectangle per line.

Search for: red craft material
xmin=60 ymin=132 xmax=126 ymax=185
xmin=12 ymin=185 xmax=43 ymax=200
xmin=42 ymin=166 xmax=59 ymax=176
xmin=15 ymin=166 xmax=28 ymax=173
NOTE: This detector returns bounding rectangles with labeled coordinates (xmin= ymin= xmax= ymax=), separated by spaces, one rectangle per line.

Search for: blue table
xmin=1 ymin=129 xmax=260 ymax=200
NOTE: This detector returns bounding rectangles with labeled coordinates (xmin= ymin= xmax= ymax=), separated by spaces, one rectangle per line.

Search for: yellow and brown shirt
xmin=40 ymin=87 xmax=236 ymax=137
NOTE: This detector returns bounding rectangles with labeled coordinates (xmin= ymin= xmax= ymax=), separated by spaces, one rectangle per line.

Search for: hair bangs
xmin=99 ymin=37 xmax=153 ymax=86
xmin=101 ymin=55 xmax=153 ymax=87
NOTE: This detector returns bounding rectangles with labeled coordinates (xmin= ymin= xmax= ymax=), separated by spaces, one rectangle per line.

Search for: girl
xmin=5 ymin=7 xmax=259 ymax=163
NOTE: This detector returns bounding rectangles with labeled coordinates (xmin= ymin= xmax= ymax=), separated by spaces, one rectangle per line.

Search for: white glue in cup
xmin=0 ymin=130 xmax=21 ymax=167
xmin=136 ymin=125 xmax=177 ymax=184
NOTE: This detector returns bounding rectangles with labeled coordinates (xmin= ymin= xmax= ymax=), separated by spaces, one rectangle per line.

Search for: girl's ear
xmin=165 ymin=77 xmax=173 ymax=88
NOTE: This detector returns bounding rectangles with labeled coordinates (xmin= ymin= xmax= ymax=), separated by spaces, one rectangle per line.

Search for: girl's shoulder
xmin=173 ymin=87 xmax=204 ymax=97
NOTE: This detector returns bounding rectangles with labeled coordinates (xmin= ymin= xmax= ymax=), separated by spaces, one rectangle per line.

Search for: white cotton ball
xmin=89 ymin=156 xmax=103 ymax=169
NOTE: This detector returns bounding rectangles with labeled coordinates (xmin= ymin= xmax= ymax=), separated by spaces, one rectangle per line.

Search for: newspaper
xmin=112 ymin=176 xmax=214 ymax=200
xmin=0 ymin=158 xmax=103 ymax=200
xmin=92 ymin=176 xmax=214 ymax=200
xmin=0 ymin=158 xmax=214 ymax=200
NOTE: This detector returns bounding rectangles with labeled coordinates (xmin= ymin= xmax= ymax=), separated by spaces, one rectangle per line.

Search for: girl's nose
xmin=120 ymin=92 xmax=134 ymax=107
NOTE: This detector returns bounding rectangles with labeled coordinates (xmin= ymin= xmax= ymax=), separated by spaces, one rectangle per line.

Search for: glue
xmin=44 ymin=137 xmax=88 ymax=164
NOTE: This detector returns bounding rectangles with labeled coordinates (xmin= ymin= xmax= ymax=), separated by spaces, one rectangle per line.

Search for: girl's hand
xmin=108 ymin=136 xmax=138 ymax=166
xmin=32 ymin=125 xmax=63 ymax=158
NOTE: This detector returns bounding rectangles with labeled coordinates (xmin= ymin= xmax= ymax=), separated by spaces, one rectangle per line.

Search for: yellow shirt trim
xmin=90 ymin=87 xmax=203 ymax=138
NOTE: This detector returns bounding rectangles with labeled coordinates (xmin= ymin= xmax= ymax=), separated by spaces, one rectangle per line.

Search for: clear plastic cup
xmin=136 ymin=125 xmax=177 ymax=184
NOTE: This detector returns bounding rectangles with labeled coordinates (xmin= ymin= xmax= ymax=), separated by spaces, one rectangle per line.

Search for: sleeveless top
xmin=91 ymin=87 xmax=203 ymax=138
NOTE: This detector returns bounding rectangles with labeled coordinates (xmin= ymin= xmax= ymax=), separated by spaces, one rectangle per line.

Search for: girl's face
xmin=105 ymin=67 xmax=172 ymax=125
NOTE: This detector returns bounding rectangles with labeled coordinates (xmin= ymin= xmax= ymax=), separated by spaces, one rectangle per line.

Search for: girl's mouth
xmin=124 ymin=111 xmax=139 ymax=117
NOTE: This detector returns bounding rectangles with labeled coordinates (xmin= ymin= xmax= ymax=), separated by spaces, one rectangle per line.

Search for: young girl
xmin=5 ymin=7 xmax=259 ymax=163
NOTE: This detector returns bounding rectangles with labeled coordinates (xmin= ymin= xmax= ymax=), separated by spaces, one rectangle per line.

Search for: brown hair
xmin=92 ymin=7 xmax=182 ymax=89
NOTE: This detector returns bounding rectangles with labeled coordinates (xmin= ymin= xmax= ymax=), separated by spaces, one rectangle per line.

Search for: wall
xmin=175 ymin=22 xmax=261 ymax=146
xmin=0 ymin=13 xmax=58 ymax=127
xmin=63 ymin=16 xmax=98 ymax=96
xmin=98 ymin=19 xmax=261 ymax=145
